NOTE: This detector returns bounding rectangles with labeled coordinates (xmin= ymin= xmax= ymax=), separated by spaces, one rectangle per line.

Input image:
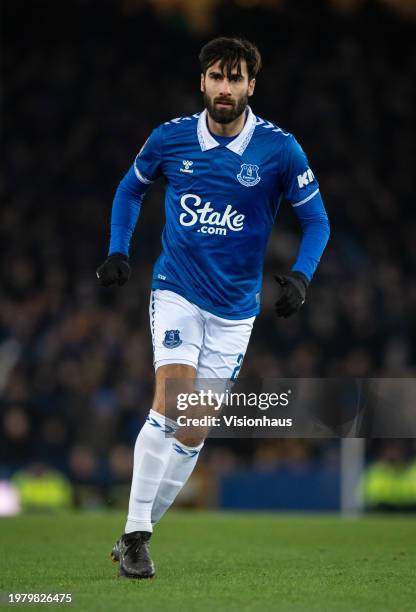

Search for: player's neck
xmin=206 ymin=108 xmax=247 ymax=138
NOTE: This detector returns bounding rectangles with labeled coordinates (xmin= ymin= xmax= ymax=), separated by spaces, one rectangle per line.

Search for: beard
xmin=203 ymin=91 xmax=248 ymax=124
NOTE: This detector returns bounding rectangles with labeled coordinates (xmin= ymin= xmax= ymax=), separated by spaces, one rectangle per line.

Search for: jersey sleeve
xmin=107 ymin=126 xmax=163 ymax=256
xmin=133 ymin=125 xmax=163 ymax=185
xmin=279 ymin=134 xmax=330 ymax=280
xmin=281 ymin=135 xmax=320 ymax=208
xmin=291 ymin=190 xmax=330 ymax=280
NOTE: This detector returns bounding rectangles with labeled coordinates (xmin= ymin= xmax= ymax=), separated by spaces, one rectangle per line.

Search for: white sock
xmin=151 ymin=439 xmax=204 ymax=526
xmin=125 ymin=409 xmax=176 ymax=534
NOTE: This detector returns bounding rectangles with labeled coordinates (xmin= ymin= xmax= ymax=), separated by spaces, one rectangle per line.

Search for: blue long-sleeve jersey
xmin=108 ymin=106 xmax=330 ymax=319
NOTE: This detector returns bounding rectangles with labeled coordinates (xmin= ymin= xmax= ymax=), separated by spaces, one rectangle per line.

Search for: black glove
xmin=274 ymin=271 xmax=309 ymax=318
xmin=96 ymin=253 xmax=131 ymax=287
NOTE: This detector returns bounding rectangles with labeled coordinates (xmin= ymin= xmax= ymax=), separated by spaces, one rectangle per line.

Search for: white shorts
xmin=149 ymin=289 xmax=255 ymax=379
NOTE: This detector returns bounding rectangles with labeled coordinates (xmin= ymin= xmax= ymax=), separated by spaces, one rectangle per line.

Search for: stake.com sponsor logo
xmin=179 ymin=193 xmax=245 ymax=236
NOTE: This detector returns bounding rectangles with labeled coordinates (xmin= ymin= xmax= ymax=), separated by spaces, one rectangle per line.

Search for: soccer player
xmin=97 ymin=37 xmax=330 ymax=579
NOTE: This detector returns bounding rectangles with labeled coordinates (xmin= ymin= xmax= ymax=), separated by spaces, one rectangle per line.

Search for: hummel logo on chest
xmin=180 ymin=160 xmax=194 ymax=174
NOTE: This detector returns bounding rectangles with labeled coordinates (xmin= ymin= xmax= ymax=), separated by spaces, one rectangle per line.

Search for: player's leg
xmin=149 ymin=364 xmax=206 ymax=527
xmin=147 ymin=291 xmax=207 ymax=527
xmin=124 ymin=364 xmax=195 ymax=533
xmin=112 ymin=289 xmax=203 ymax=579
xmin=151 ymin=310 xmax=255 ymax=526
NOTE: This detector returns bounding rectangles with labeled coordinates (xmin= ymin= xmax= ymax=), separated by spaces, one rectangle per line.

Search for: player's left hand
xmin=274 ymin=272 xmax=309 ymax=317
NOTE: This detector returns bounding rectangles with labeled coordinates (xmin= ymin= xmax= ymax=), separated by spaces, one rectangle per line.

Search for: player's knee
xmin=152 ymin=363 xmax=196 ymax=415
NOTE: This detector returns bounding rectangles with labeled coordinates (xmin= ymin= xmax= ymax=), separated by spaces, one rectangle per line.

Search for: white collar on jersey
xmin=197 ymin=105 xmax=256 ymax=156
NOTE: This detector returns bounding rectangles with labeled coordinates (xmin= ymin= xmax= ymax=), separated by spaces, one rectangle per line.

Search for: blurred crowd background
xmin=1 ymin=0 xmax=415 ymax=514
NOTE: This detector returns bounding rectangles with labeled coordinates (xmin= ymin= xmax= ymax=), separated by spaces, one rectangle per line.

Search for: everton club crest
xmin=237 ymin=163 xmax=261 ymax=187
xmin=162 ymin=329 xmax=182 ymax=349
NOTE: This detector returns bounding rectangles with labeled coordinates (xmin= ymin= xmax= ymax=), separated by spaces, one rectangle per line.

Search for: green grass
xmin=0 ymin=512 xmax=415 ymax=611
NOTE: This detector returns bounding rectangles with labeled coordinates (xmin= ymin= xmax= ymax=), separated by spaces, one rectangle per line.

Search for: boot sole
xmin=119 ymin=567 xmax=155 ymax=580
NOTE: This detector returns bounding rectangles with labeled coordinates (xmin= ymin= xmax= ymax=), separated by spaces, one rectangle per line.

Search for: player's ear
xmin=248 ymin=78 xmax=256 ymax=97
xmin=200 ymin=73 xmax=205 ymax=93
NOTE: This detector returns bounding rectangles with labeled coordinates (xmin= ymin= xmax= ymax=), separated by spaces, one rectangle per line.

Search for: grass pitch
xmin=0 ymin=511 xmax=415 ymax=611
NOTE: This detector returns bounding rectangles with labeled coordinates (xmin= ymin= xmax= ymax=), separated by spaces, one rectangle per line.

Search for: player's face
xmin=201 ymin=59 xmax=255 ymax=124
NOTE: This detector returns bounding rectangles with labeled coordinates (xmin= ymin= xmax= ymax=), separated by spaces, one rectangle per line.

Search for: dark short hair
xmin=199 ymin=37 xmax=262 ymax=81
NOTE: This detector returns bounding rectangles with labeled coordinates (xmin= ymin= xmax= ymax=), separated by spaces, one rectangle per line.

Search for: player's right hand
xmin=96 ymin=253 xmax=131 ymax=287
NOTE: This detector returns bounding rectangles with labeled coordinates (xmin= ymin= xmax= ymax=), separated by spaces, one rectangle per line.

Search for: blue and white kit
xmin=108 ymin=106 xmax=330 ymax=375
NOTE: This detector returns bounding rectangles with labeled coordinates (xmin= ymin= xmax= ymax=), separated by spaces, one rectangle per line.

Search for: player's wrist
xmin=108 ymin=252 xmax=129 ymax=261
xmin=288 ymin=271 xmax=309 ymax=291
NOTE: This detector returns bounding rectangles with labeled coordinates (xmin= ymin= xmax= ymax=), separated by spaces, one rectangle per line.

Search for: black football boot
xmin=110 ymin=531 xmax=155 ymax=579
